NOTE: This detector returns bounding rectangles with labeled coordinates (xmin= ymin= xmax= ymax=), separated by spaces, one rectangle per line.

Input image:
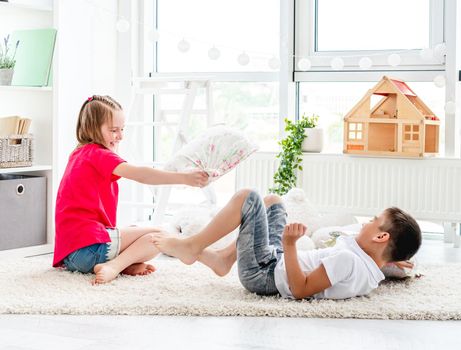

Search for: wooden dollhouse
xmin=343 ymin=76 xmax=440 ymax=157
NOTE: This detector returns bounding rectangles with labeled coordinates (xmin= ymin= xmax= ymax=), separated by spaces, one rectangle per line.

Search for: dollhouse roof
xmin=344 ymin=76 xmax=437 ymax=121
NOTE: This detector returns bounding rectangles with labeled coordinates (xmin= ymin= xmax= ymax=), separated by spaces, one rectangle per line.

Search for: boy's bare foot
xmin=121 ymin=263 xmax=156 ymax=276
xmin=198 ymin=243 xmax=236 ymax=277
xmin=92 ymin=263 xmax=119 ymax=285
xmin=151 ymin=233 xmax=201 ymax=265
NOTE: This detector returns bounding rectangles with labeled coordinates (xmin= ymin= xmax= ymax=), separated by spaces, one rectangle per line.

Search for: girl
xmin=53 ymin=95 xmax=208 ymax=284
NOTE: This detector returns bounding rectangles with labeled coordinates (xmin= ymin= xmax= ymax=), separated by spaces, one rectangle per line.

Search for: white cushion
xmin=165 ymin=125 xmax=258 ymax=182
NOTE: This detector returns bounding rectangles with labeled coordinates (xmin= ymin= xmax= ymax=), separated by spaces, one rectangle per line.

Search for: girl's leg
xmin=118 ymin=226 xmax=162 ymax=276
xmin=120 ymin=226 xmax=162 ymax=251
xmin=92 ymin=227 xmax=166 ymax=284
xmin=151 ymin=189 xmax=253 ymax=264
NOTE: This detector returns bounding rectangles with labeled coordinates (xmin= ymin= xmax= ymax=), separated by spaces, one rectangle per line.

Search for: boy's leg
xmin=92 ymin=227 xmax=167 ymax=284
xmin=151 ymin=189 xmax=252 ymax=264
xmin=236 ymin=191 xmax=279 ymax=295
xmin=264 ymin=194 xmax=287 ymax=255
xmin=196 ymin=241 xmax=237 ymax=276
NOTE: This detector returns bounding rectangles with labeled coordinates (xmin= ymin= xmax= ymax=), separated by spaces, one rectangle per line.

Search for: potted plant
xmin=301 ymin=115 xmax=323 ymax=152
xmin=270 ymin=114 xmax=319 ymax=195
xmin=0 ymin=35 xmax=20 ymax=85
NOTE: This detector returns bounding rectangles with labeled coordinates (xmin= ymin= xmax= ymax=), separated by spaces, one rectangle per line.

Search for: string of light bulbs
xmin=85 ymin=0 xmax=456 ymax=113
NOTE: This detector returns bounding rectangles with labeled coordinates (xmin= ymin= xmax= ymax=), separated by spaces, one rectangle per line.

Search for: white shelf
xmin=0 ymin=164 xmax=52 ymax=174
xmin=0 ymin=1 xmax=52 ymax=12
xmin=0 ymin=243 xmax=53 ymax=259
xmin=0 ymin=85 xmax=52 ymax=92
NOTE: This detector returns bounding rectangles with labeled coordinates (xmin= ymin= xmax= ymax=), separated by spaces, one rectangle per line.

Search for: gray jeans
xmin=237 ymin=191 xmax=287 ymax=295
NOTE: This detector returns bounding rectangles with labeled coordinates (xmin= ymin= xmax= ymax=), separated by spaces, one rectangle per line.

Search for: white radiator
xmin=236 ymin=152 xmax=461 ymax=223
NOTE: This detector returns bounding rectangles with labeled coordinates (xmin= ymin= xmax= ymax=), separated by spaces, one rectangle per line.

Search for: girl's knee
xmin=140 ymin=233 xmax=155 ymax=243
xmin=264 ymin=194 xmax=282 ymax=207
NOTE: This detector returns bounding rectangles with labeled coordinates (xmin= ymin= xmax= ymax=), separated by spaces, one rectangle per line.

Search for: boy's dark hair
xmin=76 ymin=95 xmax=122 ymax=147
xmin=380 ymin=207 xmax=422 ymax=262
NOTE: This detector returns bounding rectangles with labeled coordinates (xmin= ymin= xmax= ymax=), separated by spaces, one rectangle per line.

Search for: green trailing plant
xmin=270 ymin=114 xmax=319 ymax=195
xmin=0 ymin=35 xmax=20 ymax=69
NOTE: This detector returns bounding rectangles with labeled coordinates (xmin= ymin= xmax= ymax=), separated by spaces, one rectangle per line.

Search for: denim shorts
xmin=63 ymin=228 xmax=121 ymax=273
xmin=237 ymin=191 xmax=287 ymax=296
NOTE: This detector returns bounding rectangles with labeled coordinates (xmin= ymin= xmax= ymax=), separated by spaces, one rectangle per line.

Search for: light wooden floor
xmin=0 ymin=238 xmax=460 ymax=349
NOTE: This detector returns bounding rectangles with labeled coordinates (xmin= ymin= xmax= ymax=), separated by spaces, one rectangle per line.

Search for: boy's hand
xmin=282 ymin=223 xmax=307 ymax=246
xmin=183 ymin=170 xmax=209 ymax=187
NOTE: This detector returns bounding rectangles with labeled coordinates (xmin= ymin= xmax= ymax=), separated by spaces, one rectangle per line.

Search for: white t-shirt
xmin=274 ymin=235 xmax=385 ymax=299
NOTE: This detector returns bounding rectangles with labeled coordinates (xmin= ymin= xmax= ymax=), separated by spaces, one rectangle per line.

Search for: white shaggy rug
xmin=1 ymin=256 xmax=460 ymax=320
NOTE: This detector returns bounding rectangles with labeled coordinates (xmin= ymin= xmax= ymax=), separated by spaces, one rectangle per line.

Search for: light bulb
xmin=177 ymin=39 xmax=190 ymax=53
xmin=387 ymin=54 xmax=401 ymax=67
xmin=148 ymin=29 xmax=160 ymax=42
xmin=330 ymin=57 xmax=344 ymax=70
xmin=237 ymin=52 xmax=250 ymax=66
xmin=268 ymin=56 xmax=280 ymax=70
xmin=116 ymin=19 xmax=130 ymax=33
xmin=208 ymin=46 xmax=220 ymax=60
xmin=433 ymin=75 xmax=446 ymax=88
xmin=359 ymin=57 xmax=373 ymax=69
xmin=297 ymin=58 xmax=311 ymax=71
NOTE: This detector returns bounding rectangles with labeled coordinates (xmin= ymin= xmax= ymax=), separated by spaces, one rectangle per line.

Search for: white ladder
xmin=124 ymin=76 xmax=216 ymax=225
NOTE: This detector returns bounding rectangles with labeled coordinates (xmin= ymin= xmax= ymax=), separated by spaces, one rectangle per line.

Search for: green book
xmin=10 ymin=28 xmax=57 ymax=87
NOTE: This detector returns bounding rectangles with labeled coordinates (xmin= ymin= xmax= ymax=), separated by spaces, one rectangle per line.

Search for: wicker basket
xmin=0 ymin=134 xmax=33 ymax=168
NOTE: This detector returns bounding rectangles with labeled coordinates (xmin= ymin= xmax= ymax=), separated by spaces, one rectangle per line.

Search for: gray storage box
xmin=0 ymin=174 xmax=46 ymax=250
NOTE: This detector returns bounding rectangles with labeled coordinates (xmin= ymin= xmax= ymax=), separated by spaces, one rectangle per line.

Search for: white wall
xmin=54 ymin=0 xmax=119 ymax=181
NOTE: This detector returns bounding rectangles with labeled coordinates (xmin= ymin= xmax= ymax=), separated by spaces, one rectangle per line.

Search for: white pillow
xmin=283 ymin=188 xmax=358 ymax=236
xmin=165 ymin=126 xmax=258 ymax=182
xmin=283 ymin=188 xmax=320 ymax=236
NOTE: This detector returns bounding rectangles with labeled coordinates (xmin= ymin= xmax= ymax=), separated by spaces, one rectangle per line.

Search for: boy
xmin=152 ymin=189 xmax=421 ymax=299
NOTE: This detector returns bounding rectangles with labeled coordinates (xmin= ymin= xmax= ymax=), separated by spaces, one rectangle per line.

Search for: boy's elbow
xmin=292 ymin=291 xmax=304 ymax=300
xmin=291 ymin=287 xmax=312 ymax=300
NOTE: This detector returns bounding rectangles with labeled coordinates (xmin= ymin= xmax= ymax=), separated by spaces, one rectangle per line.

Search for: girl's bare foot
xmin=92 ymin=263 xmax=119 ymax=284
xmin=198 ymin=243 xmax=236 ymax=276
xmin=152 ymin=233 xmax=201 ymax=265
xmin=121 ymin=263 xmax=156 ymax=276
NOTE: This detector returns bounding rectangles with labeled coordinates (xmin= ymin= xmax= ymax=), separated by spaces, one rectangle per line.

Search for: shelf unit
xmin=0 ymin=1 xmax=55 ymax=254
xmin=0 ymin=86 xmax=52 ymax=92
xmin=0 ymin=165 xmax=52 ymax=174
xmin=0 ymin=0 xmax=53 ymax=12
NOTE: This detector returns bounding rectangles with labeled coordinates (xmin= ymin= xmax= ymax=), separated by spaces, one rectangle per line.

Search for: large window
xmin=316 ymin=0 xmax=430 ymax=51
xmin=295 ymin=0 xmax=445 ymax=72
xmin=153 ymin=82 xmax=279 ymax=163
xmin=121 ymin=0 xmax=281 ymax=220
xmin=156 ymin=0 xmax=279 ymax=72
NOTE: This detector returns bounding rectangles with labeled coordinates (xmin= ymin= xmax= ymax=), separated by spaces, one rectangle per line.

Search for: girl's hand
xmin=183 ymin=170 xmax=209 ymax=187
xmin=282 ymin=223 xmax=307 ymax=246
xmin=393 ymin=260 xmax=414 ymax=269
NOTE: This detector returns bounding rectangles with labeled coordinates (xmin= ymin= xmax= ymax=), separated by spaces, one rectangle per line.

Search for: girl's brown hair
xmin=76 ymin=95 xmax=122 ymax=147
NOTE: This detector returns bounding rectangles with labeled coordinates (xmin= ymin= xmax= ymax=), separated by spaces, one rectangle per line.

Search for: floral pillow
xmin=165 ymin=126 xmax=259 ymax=182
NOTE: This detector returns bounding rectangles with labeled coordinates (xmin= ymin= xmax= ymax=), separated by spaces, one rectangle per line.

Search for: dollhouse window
xmin=403 ymin=124 xmax=420 ymax=142
xmin=348 ymin=123 xmax=363 ymax=140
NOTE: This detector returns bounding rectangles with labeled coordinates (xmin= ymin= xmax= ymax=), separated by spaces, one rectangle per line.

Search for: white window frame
xmin=294 ymin=0 xmax=446 ymax=82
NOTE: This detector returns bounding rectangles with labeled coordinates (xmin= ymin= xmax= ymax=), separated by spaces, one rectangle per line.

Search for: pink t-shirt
xmin=53 ymin=143 xmax=126 ymax=267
